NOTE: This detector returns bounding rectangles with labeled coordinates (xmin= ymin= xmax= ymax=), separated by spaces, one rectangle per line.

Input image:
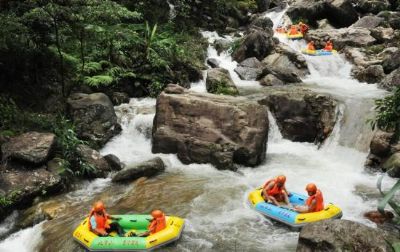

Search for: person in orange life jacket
xmin=324 ymin=40 xmax=333 ymax=51
xmin=294 ymin=183 xmax=324 ymax=213
xmin=262 ymin=175 xmax=292 ymax=207
xmin=289 ymin=25 xmax=299 ymax=35
xmin=136 ymin=210 xmax=167 ymax=237
xmin=307 ymin=41 xmax=316 ymax=51
xmin=298 ymin=22 xmax=309 ymax=35
xmin=89 ymin=201 xmax=125 ymax=237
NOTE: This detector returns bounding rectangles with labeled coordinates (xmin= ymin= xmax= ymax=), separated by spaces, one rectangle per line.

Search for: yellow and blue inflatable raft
xmin=73 ymin=214 xmax=184 ymax=251
xmin=286 ymin=33 xmax=304 ymax=40
xmin=248 ymin=188 xmax=342 ymax=229
xmin=301 ymin=49 xmax=338 ymax=56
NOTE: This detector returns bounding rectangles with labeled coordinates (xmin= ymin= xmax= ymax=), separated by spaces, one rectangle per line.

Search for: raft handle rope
xmin=297 ymin=218 xmax=306 ymax=221
xmin=150 ymin=239 xmax=157 ymax=243
xmin=324 ymin=207 xmax=331 ymax=211
xmin=129 ymin=219 xmax=137 ymax=222
xmin=84 ymin=239 xmax=89 ymax=243
xmin=170 ymin=221 xmax=174 ymax=225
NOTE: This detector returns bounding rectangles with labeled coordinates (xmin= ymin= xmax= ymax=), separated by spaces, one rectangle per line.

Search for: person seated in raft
xmin=288 ymin=25 xmax=300 ymax=35
xmin=89 ymin=201 xmax=125 ymax=237
xmin=307 ymin=41 xmax=316 ymax=51
xmin=298 ymin=22 xmax=309 ymax=35
xmin=130 ymin=210 xmax=167 ymax=237
xmin=262 ymin=175 xmax=292 ymax=207
xmin=324 ymin=40 xmax=333 ymax=51
xmin=294 ymin=183 xmax=324 ymax=213
xmin=276 ymin=25 xmax=287 ymax=33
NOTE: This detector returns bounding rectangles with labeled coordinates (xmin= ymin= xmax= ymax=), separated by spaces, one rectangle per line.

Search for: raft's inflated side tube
xmin=73 ymin=215 xmax=184 ymax=251
xmin=301 ymin=49 xmax=338 ymax=56
xmin=248 ymin=188 xmax=342 ymax=228
xmin=286 ymin=33 xmax=304 ymax=40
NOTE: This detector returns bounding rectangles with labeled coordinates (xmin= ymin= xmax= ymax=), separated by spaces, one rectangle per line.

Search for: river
xmin=0 ymin=6 xmax=395 ymax=252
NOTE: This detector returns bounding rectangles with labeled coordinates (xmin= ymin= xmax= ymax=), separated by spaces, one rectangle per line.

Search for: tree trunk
xmin=53 ymin=19 xmax=65 ymax=97
xmin=80 ymin=29 xmax=85 ymax=72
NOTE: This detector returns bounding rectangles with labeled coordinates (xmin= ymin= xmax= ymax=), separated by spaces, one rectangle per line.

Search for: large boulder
xmin=370 ymin=27 xmax=395 ymax=43
xmin=379 ymin=67 xmax=400 ymax=90
xmin=354 ymin=65 xmax=385 ymax=83
xmin=76 ymin=144 xmax=113 ymax=178
xmin=297 ymin=219 xmax=396 ymax=252
xmin=232 ymin=30 xmax=275 ymax=63
xmin=306 ymin=28 xmax=376 ymax=50
xmin=112 ymin=157 xmax=165 ymax=183
xmin=152 ymin=85 xmax=269 ymax=170
xmin=383 ymin=152 xmax=400 ymax=177
xmin=0 ymin=165 xmax=62 ymax=221
xmin=287 ymin=0 xmax=358 ymax=28
xmin=249 ymin=15 xmax=274 ymax=31
xmin=234 ymin=57 xmax=263 ymax=80
xmin=382 ymin=49 xmax=400 ymax=74
xmin=67 ymin=93 xmax=121 ymax=148
xmin=259 ymin=87 xmax=337 ymax=144
xmin=104 ymin=154 xmax=124 ymax=171
xmin=206 ymin=68 xmax=238 ymax=95
xmin=355 ymin=0 xmax=391 ymax=14
xmin=286 ymin=1 xmax=328 ymax=27
xmin=351 ymin=15 xmax=385 ymax=28
xmin=378 ymin=11 xmax=400 ymax=30
xmin=1 ymin=132 xmax=56 ymax=165
xmin=370 ymin=130 xmax=394 ymax=156
xmin=260 ymin=44 xmax=309 ymax=83
xmin=326 ymin=0 xmax=359 ymax=27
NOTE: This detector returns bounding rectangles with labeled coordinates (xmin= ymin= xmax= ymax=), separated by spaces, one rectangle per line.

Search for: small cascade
xmin=167 ymin=0 xmax=176 ymax=20
xmin=101 ymin=98 xmax=156 ymax=164
xmin=267 ymin=110 xmax=283 ymax=143
xmin=0 ymin=222 xmax=44 ymax=252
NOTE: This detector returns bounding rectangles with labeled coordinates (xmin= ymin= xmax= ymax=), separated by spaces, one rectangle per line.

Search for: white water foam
xmin=0 ymin=222 xmax=44 ymax=252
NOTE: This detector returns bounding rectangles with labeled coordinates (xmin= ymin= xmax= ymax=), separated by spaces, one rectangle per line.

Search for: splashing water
xmin=0 ymin=7 xmax=396 ymax=252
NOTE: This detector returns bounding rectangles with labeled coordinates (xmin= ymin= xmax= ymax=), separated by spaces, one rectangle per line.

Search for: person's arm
xmin=90 ymin=216 xmax=108 ymax=236
xmin=294 ymin=199 xmax=315 ymax=213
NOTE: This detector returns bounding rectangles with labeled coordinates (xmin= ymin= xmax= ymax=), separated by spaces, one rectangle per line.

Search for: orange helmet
xmin=306 ymin=183 xmax=317 ymax=193
xmin=93 ymin=201 xmax=105 ymax=212
xmin=151 ymin=210 xmax=164 ymax=218
xmin=276 ymin=175 xmax=286 ymax=184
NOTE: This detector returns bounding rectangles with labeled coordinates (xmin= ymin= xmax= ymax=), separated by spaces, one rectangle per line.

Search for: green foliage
xmin=369 ymin=87 xmax=400 ymax=137
xmin=51 ymin=117 xmax=96 ymax=177
xmin=377 ymin=175 xmax=400 ymax=222
xmin=229 ymin=38 xmax=243 ymax=54
xmin=84 ymin=75 xmax=114 ymax=87
xmin=0 ymin=190 xmax=22 ymax=208
xmin=210 ymin=81 xmax=239 ymax=96
xmin=366 ymin=45 xmax=386 ymax=55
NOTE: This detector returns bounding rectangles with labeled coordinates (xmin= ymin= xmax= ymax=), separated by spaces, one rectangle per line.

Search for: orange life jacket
xmin=306 ymin=189 xmax=324 ymax=212
xmin=307 ymin=42 xmax=316 ymax=51
xmin=148 ymin=214 xmax=166 ymax=234
xmin=324 ymin=42 xmax=333 ymax=51
xmin=289 ymin=26 xmax=299 ymax=35
xmin=263 ymin=179 xmax=284 ymax=197
xmin=88 ymin=209 xmax=110 ymax=232
xmin=300 ymin=24 xmax=309 ymax=34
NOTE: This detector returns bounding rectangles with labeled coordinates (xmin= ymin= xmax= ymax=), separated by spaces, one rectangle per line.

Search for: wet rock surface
xmin=152 ymin=85 xmax=269 ymax=170
xmin=306 ymin=28 xmax=376 ymax=50
xmin=258 ymin=87 xmax=337 ymax=144
xmin=297 ymin=219 xmax=397 ymax=252
xmin=206 ymin=68 xmax=239 ymax=95
xmin=112 ymin=157 xmax=165 ymax=183
xmin=232 ymin=30 xmax=275 ymax=62
xmin=67 ymin=93 xmax=121 ymax=149
xmin=1 ymin=132 xmax=56 ymax=165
